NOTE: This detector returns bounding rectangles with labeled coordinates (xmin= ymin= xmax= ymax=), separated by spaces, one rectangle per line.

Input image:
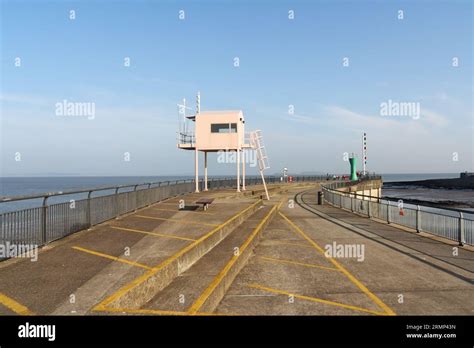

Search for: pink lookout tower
xmin=177 ymin=92 xmax=270 ymax=199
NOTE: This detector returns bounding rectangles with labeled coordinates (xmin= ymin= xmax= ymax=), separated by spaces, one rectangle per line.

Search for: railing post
xmin=416 ymin=205 xmax=421 ymax=232
xmin=387 ymin=201 xmax=391 ymax=224
xmin=115 ymin=187 xmax=120 ymax=218
xmin=367 ymin=198 xmax=371 ymax=218
xmin=361 ymin=192 xmax=365 ymax=212
xmin=458 ymin=212 xmax=465 ymax=246
xmin=134 ymin=185 xmax=139 ymax=211
xmin=350 ymin=194 xmax=354 ymax=212
xmin=87 ymin=191 xmax=93 ymax=228
xmin=147 ymin=183 xmax=152 ymax=206
xmin=41 ymin=196 xmax=48 ymax=245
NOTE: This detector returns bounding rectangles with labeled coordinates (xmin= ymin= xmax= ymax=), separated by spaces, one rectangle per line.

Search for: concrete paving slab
xmin=215 ymin=187 xmax=473 ymax=315
xmin=142 ymin=205 xmax=273 ymax=312
xmin=2 ymin=183 xmax=471 ymax=316
xmin=0 ymin=189 xmax=259 ymax=315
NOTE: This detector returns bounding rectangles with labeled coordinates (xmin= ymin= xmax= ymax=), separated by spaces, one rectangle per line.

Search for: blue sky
xmin=1 ymin=0 xmax=472 ymax=176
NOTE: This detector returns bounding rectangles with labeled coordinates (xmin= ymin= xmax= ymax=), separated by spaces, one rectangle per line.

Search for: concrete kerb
xmin=245 ymin=183 xmax=319 ymax=198
xmin=188 ymin=202 xmax=281 ymax=314
xmin=98 ymin=199 xmax=263 ymax=310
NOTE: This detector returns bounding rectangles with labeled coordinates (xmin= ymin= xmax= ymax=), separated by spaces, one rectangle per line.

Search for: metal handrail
xmin=0 ymin=175 xmax=339 ymax=204
xmin=0 ymin=175 xmax=337 ymax=254
xmin=321 ymin=180 xmax=474 ymax=218
xmin=0 ymin=179 xmax=196 ymax=203
xmin=176 ymin=131 xmax=195 ymax=145
xmin=321 ymin=180 xmax=473 ymax=246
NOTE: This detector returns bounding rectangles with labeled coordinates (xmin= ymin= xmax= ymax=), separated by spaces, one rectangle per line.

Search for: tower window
xmin=211 ymin=123 xmax=237 ymax=133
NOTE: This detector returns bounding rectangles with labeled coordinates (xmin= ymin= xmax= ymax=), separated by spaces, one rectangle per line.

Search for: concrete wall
xmin=337 ymin=179 xmax=383 ymax=201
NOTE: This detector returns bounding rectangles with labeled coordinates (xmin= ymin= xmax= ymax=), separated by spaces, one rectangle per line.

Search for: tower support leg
xmin=195 ymin=149 xmax=199 ymax=193
xmin=236 ymin=149 xmax=241 ymax=192
xmin=204 ymin=151 xmax=208 ymax=191
xmin=242 ymin=149 xmax=246 ymax=191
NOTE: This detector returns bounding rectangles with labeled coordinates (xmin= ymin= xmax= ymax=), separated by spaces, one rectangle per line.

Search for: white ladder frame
xmin=250 ymin=130 xmax=270 ymax=200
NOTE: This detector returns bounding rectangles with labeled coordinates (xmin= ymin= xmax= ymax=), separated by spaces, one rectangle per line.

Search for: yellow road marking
xmin=110 ymin=226 xmax=196 ymax=242
xmin=268 ymin=240 xmax=314 ymax=249
xmin=247 ymin=283 xmax=387 ymax=316
xmin=93 ymin=200 xmax=262 ymax=312
xmin=72 ymin=246 xmax=152 ymax=270
xmin=188 ymin=202 xmax=281 ymax=314
xmin=0 ymin=293 xmax=34 ymax=315
xmin=94 ymin=306 xmax=231 ymax=316
xmin=278 ymin=212 xmax=396 ymax=316
xmin=154 ymin=202 xmax=183 ymax=205
xmin=258 ymin=256 xmax=340 ymax=271
xmin=135 ymin=215 xmax=218 ymax=227
xmin=152 ymin=208 xmax=216 ymax=215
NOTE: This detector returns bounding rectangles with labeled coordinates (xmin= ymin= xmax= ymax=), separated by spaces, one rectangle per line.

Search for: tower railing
xmin=176 ymin=131 xmax=195 ymax=145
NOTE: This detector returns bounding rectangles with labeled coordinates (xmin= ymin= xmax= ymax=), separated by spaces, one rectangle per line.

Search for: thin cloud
xmin=0 ymin=93 xmax=51 ymax=106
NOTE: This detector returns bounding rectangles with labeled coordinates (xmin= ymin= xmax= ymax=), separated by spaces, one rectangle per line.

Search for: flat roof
xmin=186 ymin=110 xmax=243 ymax=122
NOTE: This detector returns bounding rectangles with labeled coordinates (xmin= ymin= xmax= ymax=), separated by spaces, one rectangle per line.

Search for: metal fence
xmin=321 ymin=181 xmax=474 ymax=246
xmin=0 ymin=175 xmax=328 ymax=251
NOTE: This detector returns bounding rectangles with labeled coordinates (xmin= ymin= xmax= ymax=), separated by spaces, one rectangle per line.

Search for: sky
xmin=0 ymin=0 xmax=472 ymax=176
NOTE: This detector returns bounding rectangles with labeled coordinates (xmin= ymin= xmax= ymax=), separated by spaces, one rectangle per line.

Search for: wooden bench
xmin=195 ymin=198 xmax=214 ymax=211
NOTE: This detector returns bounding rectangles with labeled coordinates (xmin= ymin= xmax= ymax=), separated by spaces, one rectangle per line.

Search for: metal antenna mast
xmin=362 ymin=132 xmax=367 ymax=176
xmin=196 ymin=91 xmax=201 ymax=115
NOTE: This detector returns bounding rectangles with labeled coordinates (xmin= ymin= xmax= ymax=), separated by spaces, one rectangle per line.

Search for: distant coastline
xmin=382 ymin=176 xmax=474 ymax=211
xmin=383 ymin=176 xmax=474 ymax=190
xmin=1 ymin=174 xmax=473 ymax=213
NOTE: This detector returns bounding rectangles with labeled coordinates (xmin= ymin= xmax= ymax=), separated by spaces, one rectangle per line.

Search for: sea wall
xmin=336 ymin=179 xmax=383 ymax=201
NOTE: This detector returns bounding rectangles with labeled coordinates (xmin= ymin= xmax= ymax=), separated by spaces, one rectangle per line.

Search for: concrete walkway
xmin=0 ymin=189 xmax=259 ymax=315
xmin=298 ymin=190 xmax=474 ymax=278
xmin=0 ymin=184 xmax=472 ymax=316
xmin=216 ymin=188 xmax=474 ymax=315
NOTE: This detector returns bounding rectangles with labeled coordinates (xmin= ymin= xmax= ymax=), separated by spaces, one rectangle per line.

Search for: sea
xmin=0 ymin=176 xmax=192 ymax=213
xmin=0 ymin=173 xmax=472 ymax=213
xmin=380 ymin=173 xmax=474 ymax=212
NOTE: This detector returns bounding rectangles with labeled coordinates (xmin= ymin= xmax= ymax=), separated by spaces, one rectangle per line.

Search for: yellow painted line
xmin=72 ymin=246 xmax=152 ymax=270
xmin=0 ymin=293 xmax=34 ymax=315
xmin=93 ymin=200 xmax=262 ymax=312
xmin=247 ymin=283 xmax=387 ymax=316
xmin=188 ymin=202 xmax=282 ymax=314
xmin=155 ymin=195 xmax=188 ymax=204
xmin=155 ymin=202 xmax=183 ymax=205
xmin=110 ymin=226 xmax=196 ymax=242
xmin=269 ymin=240 xmax=314 ymax=249
xmin=94 ymin=306 xmax=230 ymax=316
xmin=94 ymin=306 xmax=189 ymax=316
xmin=135 ymin=215 xmax=218 ymax=227
xmin=152 ymin=208 xmax=216 ymax=215
xmin=258 ymin=256 xmax=340 ymax=272
xmin=278 ymin=212 xmax=396 ymax=316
